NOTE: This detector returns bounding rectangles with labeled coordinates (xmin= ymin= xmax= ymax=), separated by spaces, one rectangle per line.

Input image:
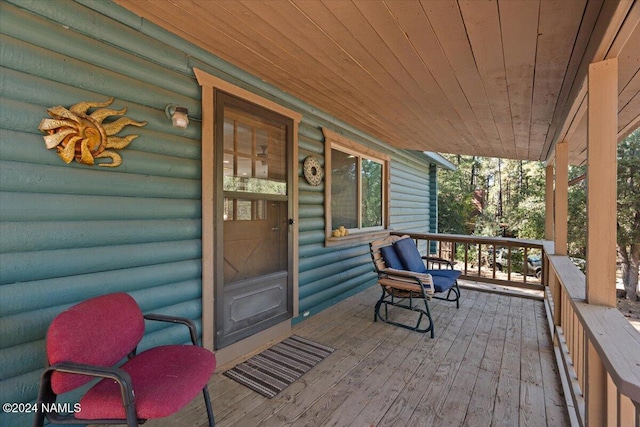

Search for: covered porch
xmin=2 ymin=0 xmax=640 ymax=426
xmin=144 ymin=283 xmax=569 ymax=427
xmin=140 ymin=230 xmax=640 ymax=427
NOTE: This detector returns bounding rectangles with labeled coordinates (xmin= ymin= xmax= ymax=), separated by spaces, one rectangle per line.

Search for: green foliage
xmin=617 ymin=130 xmax=640 ymax=249
xmin=438 ymin=190 xmax=475 ymax=234
xmin=512 ymin=198 xmax=546 ymax=240
xmin=566 ymin=129 xmax=640 ymax=299
xmin=567 ymin=165 xmax=587 ymax=258
xmin=616 ymin=129 xmax=640 ymax=299
xmin=509 ymin=249 xmax=525 ymax=273
xmin=438 ymin=155 xmax=546 ymax=239
xmin=437 ymin=155 xmax=479 ymax=234
xmin=362 ymin=159 xmax=383 ymax=227
xmin=436 ymin=129 xmax=640 ymax=298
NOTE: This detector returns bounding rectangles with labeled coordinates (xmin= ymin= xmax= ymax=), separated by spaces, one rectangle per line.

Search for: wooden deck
xmin=146 ymin=285 xmax=569 ymax=427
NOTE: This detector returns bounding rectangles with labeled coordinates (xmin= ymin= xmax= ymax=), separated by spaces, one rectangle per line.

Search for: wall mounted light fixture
xmin=165 ymin=104 xmax=189 ymax=129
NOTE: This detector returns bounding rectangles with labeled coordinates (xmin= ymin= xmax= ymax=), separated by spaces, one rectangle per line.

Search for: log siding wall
xmin=0 ymin=1 xmax=437 ymax=425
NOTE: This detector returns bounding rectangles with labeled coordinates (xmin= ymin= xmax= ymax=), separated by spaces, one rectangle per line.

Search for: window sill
xmin=324 ymin=229 xmax=391 ymax=248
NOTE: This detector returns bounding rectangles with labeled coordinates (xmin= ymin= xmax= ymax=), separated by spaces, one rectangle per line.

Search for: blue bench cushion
xmin=379 ymin=245 xmax=404 ymax=270
xmin=431 ymin=275 xmax=456 ymax=293
xmin=382 ymin=237 xmax=460 ymax=295
xmin=393 ymin=238 xmax=428 ymax=274
xmin=427 ymin=269 xmax=461 ymax=281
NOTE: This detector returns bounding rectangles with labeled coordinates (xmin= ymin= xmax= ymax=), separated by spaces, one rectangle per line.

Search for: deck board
xmin=141 ymin=285 xmax=569 ymax=427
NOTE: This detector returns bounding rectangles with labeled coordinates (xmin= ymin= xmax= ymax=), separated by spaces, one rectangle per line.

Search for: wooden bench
xmin=370 ymin=235 xmax=436 ymax=337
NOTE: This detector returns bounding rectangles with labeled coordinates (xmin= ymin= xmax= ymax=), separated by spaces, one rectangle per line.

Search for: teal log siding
xmin=296 ymin=122 xmax=434 ymax=318
xmin=429 ymin=164 xmax=439 ymax=233
xmin=0 ymin=2 xmax=204 ymax=425
xmin=0 ymin=1 xmax=438 ymax=425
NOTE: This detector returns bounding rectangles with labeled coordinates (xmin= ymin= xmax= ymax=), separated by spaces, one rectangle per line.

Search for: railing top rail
xmin=574 ymin=300 xmax=640 ymax=402
xmin=391 ymin=231 xmax=548 ymax=250
xmin=548 ymin=255 xmax=586 ymax=300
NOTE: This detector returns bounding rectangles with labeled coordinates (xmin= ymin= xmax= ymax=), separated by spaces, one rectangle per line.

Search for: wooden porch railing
xmin=393 ymin=231 xmax=640 ymax=426
xmin=391 ymin=232 xmax=546 ymax=294
xmin=546 ymin=255 xmax=640 ymax=427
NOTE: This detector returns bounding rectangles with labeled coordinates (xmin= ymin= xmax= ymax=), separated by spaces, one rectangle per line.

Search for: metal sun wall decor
xmin=38 ymin=97 xmax=147 ymax=167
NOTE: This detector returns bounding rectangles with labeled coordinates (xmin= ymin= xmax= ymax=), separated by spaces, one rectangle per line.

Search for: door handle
xmin=288 ymin=219 xmax=295 ymax=225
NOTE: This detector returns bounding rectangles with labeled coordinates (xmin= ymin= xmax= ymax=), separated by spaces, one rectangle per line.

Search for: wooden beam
xmin=544 ymin=0 xmax=634 ymax=163
xmin=585 ymin=57 xmax=618 ymax=426
xmin=197 ymin=79 xmax=215 ymax=352
xmin=554 ymin=141 xmax=568 ymax=256
xmin=568 ymin=174 xmax=586 ymax=186
xmin=545 ymin=164 xmax=554 ymax=241
xmin=586 ymin=58 xmax=618 ymax=308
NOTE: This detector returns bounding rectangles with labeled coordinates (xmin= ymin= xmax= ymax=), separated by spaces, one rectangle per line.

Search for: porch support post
xmin=585 ymin=57 xmax=618 ymax=427
xmin=198 ymin=80 xmax=215 ymax=352
xmin=545 ymin=164 xmax=554 ymax=241
xmin=545 ymin=163 xmax=562 ymax=327
xmin=554 ymin=141 xmax=568 ymax=256
xmin=586 ymin=57 xmax=617 ymax=307
xmin=551 ymin=143 xmax=568 ymax=332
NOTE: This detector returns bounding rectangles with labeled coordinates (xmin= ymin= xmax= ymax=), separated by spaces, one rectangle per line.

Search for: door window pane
xmin=236 ymin=200 xmax=252 ymax=220
xmin=236 ymin=122 xmax=252 ymax=155
xmin=223 ymin=118 xmax=234 ymax=151
xmin=237 ymin=157 xmax=252 ymax=179
xmin=222 ymin=107 xmax=287 ymax=198
xmin=224 ymin=199 xmax=267 ymax=221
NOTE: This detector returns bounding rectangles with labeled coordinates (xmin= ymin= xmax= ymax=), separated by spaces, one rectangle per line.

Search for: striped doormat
xmin=223 ymin=335 xmax=335 ymax=398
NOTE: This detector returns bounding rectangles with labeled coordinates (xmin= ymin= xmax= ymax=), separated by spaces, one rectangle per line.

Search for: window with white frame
xmin=323 ymin=128 xmax=389 ymax=242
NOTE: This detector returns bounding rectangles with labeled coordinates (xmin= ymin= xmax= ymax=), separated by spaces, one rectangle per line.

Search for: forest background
xmin=437 ymin=129 xmax=640 ymax=302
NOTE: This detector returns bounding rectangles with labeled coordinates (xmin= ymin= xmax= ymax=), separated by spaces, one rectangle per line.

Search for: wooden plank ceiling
xmin=115 ymin=0 xmax=640 ymax=165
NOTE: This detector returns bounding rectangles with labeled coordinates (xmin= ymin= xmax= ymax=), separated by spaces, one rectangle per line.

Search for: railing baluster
xmin=523 ymin=246 xmax=528 ymax=285
xmin=464 ymin=242 xmax=469 ymax=275
xmin=618 ymin=390 xmax=635 ymax=426
xmin=507 ymin=244 xmax=512 ymax=282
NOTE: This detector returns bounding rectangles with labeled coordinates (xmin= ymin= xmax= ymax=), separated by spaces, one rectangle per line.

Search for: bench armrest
xmin=381 ymin=268 xmax=435 ymax=295
xmin=422 ymin=256 xmax=455 ymax=270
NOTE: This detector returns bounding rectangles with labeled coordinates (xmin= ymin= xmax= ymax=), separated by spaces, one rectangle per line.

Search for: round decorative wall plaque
xmin=303 ymin=156 xmax=324 ymax=186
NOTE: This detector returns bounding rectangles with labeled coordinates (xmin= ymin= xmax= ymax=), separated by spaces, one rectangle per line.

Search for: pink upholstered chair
xmin=33 ymin=293 xmax=216 ymax=427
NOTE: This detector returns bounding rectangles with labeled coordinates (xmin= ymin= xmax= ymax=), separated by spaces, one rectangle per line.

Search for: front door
xmin=214 ymin=92 xmax=294 ymax=349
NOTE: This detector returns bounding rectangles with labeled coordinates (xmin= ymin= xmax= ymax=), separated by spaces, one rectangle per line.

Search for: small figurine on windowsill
xmin=332 ymin=226 xmax=349 ymax=237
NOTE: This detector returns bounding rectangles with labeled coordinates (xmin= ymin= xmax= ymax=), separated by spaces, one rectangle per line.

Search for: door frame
xmin=195 ymin=68 xmax=301 ymax=353
xmin=214 ymin=91 xmax=294 ymax=349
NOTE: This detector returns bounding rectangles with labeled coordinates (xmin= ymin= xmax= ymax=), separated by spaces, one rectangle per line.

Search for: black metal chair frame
xmin=423 ymin=256 xmax=462 ymax=308
xmin=33 ymin=314 xmax=215 ymax=427
xmin=374 ymin=275 xmax=435 ymax=338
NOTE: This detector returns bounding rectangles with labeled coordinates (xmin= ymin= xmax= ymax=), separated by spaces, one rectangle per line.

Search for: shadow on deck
xmin=143 ymin=284 xmax=569 ymax=427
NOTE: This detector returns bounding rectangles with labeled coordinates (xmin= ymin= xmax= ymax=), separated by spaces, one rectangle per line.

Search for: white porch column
xmin=585 ymin=57 xmax=618 ymax=427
